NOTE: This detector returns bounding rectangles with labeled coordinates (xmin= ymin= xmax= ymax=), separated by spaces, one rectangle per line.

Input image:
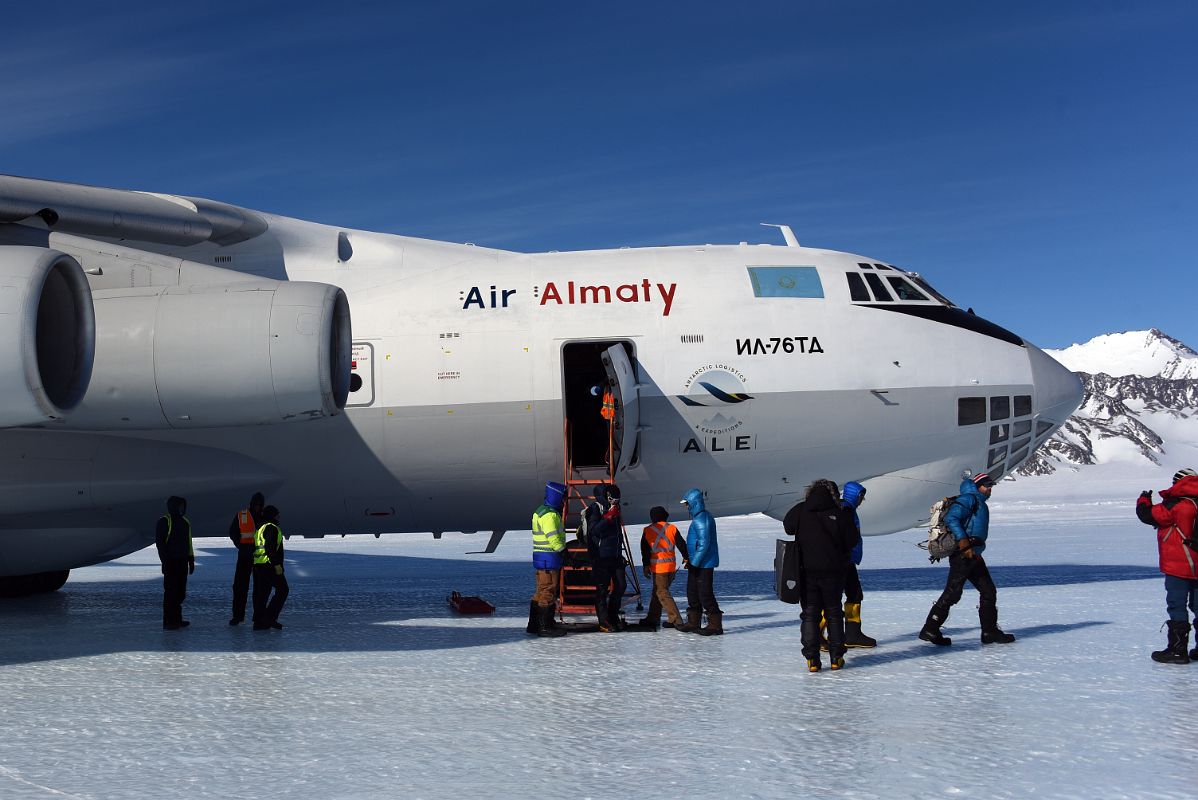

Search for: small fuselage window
xmin=958 ymin=397 xmax=986 ymax=426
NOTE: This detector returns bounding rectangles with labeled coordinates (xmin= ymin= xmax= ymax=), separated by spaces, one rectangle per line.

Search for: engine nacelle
xmin=0 ymin=247 xmax=95 ymax=427
xmin=71 ymin=280 xmax=351 ymax=429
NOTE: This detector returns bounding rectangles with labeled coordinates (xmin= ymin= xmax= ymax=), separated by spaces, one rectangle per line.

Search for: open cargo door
xmin=600 ymin=343 xmax=640 ymax=474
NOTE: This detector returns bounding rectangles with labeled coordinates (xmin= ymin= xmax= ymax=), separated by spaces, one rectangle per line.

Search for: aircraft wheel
xmin=0 ymin=570 xmax=70 ymax=597
xmin=35 ymin=570 xmax=70 ymax=593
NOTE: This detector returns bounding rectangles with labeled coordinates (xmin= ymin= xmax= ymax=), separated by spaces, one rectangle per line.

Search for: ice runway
xmin=0 ymin=486 xmax=1193 ymax=799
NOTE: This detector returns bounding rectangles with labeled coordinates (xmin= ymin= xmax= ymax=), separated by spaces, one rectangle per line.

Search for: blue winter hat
xmin=544 ymin=481 xmax=567 ymax=508
xmin=842 ymin=481 xmax=866 ymax=507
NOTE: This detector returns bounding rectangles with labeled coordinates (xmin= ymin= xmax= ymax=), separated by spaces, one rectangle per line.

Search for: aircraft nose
xmin=1027 ymin=342 xmax=1084 ymax=423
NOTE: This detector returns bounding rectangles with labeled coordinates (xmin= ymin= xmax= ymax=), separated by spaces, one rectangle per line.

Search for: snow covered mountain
xmin=1018 ymin=329 xmax=1198 ymax=476
xmin=1049 ymin=329 xmax=1198 ymax=380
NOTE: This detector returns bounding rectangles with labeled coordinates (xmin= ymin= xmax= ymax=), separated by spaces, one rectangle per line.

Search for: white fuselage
xmin=0 ymin=204 xmax=1083 ymax=575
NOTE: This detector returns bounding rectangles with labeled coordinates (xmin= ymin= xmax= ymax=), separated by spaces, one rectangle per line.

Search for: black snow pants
xmin=801 ymin=571 xmax=846 ymax=660
xmin=161 ymin=558 xmax=189 ymax=627
xmin=231 ymin=543 xmax=255 ymax=622
xmin=932 ymin=552 xmax=998 ymax=627
xmin=253 ymin=564 xmax=289 ymax=627
xmin=686 ymin=567 xmax=721 ymax=617
xmin=592 ymin=557 xmax=627 ymax=628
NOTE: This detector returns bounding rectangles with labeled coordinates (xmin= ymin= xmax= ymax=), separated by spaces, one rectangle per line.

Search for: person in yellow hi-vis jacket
xmin=155 ymin=495 xmax=194 ymax=630
xmin=252 ymin=505 xmax=289 ymax=631
xmin=529 ymin=481 xmax=568 ymax=638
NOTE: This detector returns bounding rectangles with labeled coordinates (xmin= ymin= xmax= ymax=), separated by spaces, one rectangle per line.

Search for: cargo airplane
xmin=0 ymin=174 xmax=1082 ymax=595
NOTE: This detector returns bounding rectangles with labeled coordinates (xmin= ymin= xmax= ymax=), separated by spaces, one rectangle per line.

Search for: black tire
xmin=0 ymin=570 xmax=69 ymax=597
xmin=35 ymin=570 xmax=70 ymax=593
xmin=0 ymin=574 xmax=36 ymax=598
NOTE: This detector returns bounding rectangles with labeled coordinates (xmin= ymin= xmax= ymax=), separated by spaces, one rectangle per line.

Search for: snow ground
xmin=1 ymin=482 xmax=1195 ymax=800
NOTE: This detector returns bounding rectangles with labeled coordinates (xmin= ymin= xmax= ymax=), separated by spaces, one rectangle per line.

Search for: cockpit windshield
xmin=846 ymin=261 xmax=1020 ymax=346
xmin=905 ymin=273 xmax=954 ymax=306
xmin=850 ymin=263 xmax=953 ymax=306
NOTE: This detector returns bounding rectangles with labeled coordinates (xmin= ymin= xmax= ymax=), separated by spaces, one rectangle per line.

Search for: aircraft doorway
xmin=562 ymin=340 xmax=638 ymax=471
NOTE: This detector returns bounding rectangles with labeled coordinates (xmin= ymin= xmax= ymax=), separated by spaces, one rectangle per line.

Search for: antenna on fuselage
xmin=760 ymin=223 xmax=799 ymax=247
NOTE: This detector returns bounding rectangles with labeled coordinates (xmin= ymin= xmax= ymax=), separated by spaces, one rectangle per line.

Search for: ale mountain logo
xmin=680 ymin=367 xmax=753 ymax=407
xmin=679 ymin=366 xmax=753 ymax=435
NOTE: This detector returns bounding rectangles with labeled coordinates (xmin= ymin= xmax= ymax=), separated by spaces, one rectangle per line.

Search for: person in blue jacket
xmin=840 ymin=481 xmax=877 ymax=648
xmin=919 ymin=472 xmax=1016 ymax=646
xmin=679 ymin=488 xmax=722 ymax=635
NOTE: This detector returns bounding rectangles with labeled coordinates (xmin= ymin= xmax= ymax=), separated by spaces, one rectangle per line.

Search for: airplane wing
xmin=0 ymin=173 xmax=267 ymax=246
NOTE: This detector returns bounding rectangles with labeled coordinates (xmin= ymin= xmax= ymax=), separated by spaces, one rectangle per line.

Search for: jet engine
xmin=71 ymin=280 xmax=352 ymax=429
xmin=0 ymin=246 xmax=95 ymax=427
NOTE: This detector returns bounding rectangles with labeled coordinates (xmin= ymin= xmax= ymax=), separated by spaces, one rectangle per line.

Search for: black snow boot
xmin=979 ymin=605 xmax=1016 ymax=644
xmin=918 ymin=604 xmax=952 ymax=646
xmin=844 ymin=602 xmax=877 ymax=648
xmin=1151 ymin=620 xmax=1190 ymax=664
xmin=526 ymin=600 xmax=539 ymax=635
xmin=536 ymin=605 xmax=566 ymax=638
xmin=1191 ymin=621 xmax=1198 ymax=661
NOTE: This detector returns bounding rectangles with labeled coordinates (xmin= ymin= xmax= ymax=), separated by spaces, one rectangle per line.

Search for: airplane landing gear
xmin=0 ymin=570 xmax=70 ymax=598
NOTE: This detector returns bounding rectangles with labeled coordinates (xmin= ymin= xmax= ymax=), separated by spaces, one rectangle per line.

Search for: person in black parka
xmin=155 ymin=495 xmax=194 ymax=630
xmin=784 ymin=480 xmax=860 ymax=672
xmin=585 ymin=483 xmax=627 ymax=631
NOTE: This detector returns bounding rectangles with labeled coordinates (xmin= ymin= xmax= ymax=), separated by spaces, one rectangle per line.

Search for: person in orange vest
xmin=600 ymin=385 xmax=616 ymax=422
xmin=155 ymin=495 xmax=194 ymax=630
xmin=227 ymin=491 xmax=265 ymax=626
xmin=635 ymin=506 xmax=690 ymax=631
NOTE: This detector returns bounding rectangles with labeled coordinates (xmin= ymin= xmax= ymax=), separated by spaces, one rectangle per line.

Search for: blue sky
xmin=2 ymin=1 xmax=1195 ymax=349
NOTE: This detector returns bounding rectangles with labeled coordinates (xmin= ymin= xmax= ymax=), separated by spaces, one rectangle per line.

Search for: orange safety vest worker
xmin=236 ymin=509 xmax=257 ymax=545
xmin=601 ymin=389 xmax=616 ymax=421
xmin=643 ymin=521 xmax=681 ymax=574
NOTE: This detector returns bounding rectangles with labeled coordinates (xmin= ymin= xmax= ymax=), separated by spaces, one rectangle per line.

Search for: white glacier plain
xmin=1 ymin=470 xmax=1195 ymax=799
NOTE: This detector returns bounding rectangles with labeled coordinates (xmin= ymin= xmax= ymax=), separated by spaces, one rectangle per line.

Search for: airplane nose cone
xmin=1027 ymin=342 xmax=1084 ymax=423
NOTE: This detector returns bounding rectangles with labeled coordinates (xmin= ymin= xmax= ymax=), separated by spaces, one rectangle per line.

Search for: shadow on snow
xmin=0 ymin=548 xmax=1156 ymax=667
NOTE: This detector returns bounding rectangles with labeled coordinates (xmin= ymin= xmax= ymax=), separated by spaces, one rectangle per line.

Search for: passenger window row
xmin=961 ymin=394 xmax=1055 ymax=477
xmin=958 ymin=395 xmax=1032 ymax=426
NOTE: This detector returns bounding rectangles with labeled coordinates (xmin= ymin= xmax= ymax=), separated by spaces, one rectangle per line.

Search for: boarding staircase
xmin=557 ymin=421 xmax=643 ymax=620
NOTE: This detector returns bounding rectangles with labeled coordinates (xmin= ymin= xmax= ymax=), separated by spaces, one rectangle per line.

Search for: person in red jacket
xmin=1135 ymin=468 xmax=1198 ymax=664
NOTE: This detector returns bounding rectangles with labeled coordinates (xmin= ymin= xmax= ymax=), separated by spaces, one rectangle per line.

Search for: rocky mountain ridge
xmin=1018 ymin=330 xmax=1198 ymax=476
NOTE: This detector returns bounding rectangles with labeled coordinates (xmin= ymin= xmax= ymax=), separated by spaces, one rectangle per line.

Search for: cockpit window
xmin=907 ymin=275 xmax=954 ymax=306
xmin=886 ymin=276 xmax=929 ymax=301
xmin=747 ymin=266 xmax=824 ymax=298
xmin=846 ymin=272 xmax=870 ymax=301
xmin=872 ymin=263 xmax=892 ymax=271
xmin=863 ymin=273 xmax=893 ymax=301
